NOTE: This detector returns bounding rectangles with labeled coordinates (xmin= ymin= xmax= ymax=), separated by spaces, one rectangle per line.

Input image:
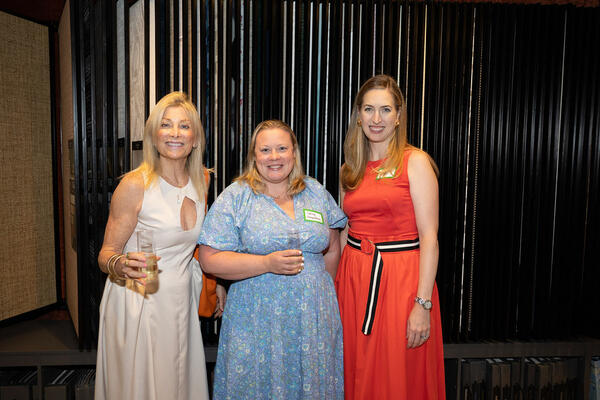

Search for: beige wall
xmin=0 ymin=11 xmax=56 ymax=320
xmin=130 ymin=0 xmax=145 ymax=169
xmin=58 ymin=0 xmax=79 ymax=335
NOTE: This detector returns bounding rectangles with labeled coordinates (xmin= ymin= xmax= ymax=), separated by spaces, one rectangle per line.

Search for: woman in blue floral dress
xmin=198 ymin=120 xmax=346 ymax=399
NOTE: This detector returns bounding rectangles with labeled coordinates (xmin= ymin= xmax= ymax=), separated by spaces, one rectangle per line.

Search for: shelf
xmin=443 ymin=338 xmax=600 ymax=400
xmin=444 ymin=338 xmax=600 ymax=359
xmin=0 ymin=320 xmax=93 ymax=367
xmin=0 ymin=319 xmax=218 ymax=367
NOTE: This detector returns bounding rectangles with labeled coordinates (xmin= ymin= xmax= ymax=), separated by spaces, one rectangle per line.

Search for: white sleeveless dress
xmin=95 ymin=176 xmax=209 ymax=400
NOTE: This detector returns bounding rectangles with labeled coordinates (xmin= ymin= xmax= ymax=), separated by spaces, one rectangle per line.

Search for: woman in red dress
xmin=336 ymin=74 xmax=445 ymax=399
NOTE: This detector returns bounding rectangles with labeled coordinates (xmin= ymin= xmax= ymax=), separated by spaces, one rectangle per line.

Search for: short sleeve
xmin=198 ymin=184 xmax=243 ymax=252
xmin=323 ymin=186 xmax=347 ymax=229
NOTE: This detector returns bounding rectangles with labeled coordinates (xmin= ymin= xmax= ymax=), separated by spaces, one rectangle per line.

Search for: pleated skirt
xmin=335 ymin=237 xmax=446 ymax=400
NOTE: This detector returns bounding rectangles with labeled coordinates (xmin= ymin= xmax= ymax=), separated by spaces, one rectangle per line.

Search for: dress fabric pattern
xmin=335 ymin=151 xmax=446 ymax=400
xmin=95 ymin=177 xmax=209 ymax=400
xmin=198 ymin=178 xmax=347 ymax=400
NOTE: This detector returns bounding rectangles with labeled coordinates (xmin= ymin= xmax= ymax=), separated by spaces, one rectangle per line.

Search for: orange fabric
xmin=197 ymin=169 xmax=218 ymax=317
xmin=335 ymin=151 xmax=445 ymax=399
xmin=342 ymin=154 xmax=417 ymax=240
xmin=196 ymin=246 xmax=218 ymax=317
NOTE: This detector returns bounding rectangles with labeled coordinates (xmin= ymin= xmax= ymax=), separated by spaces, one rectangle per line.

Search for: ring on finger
xmin=125 ymin=259 xmax=129 ymax=267
xmin=421 ymin=335 xmax=429 ymax=340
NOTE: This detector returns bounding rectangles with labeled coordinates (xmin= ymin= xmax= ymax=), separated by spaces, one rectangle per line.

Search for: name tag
xmin=303 ymin=209 xmax=324 ymax=224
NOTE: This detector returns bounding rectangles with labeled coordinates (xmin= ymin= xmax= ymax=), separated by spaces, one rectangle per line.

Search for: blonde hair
xmin=235 ymin=120 xmax=306 ymax=196
xmin=341 ymin=74 xmax=414 ymax=191
xmin=132 ymin=91 xmax=208 ymax=199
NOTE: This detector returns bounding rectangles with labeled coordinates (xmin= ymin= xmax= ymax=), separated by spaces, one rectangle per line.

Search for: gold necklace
xmin=161 ymin=174 xmax=187 ymax=188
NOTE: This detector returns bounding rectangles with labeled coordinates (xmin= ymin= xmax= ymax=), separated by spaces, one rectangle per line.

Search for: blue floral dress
xmin=198 ymin=178 xmax=346 ymax=400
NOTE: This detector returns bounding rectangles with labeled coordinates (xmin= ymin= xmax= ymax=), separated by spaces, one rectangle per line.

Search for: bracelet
xmin=106 ymin=254 xmax=125 ymax=279
xmin=112 ymin=254 xmax=126 ymax=278
xmin=109 ymin=256 xmax=117 ymax=277
xmin=106 ymin=254 xmax=119 ymax=276
xmin=112 ymin=254 xmax=125 ymax=279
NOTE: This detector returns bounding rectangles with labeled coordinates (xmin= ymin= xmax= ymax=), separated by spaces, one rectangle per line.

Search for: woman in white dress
xmin=95 ymin=92 xmax=223 ymax=400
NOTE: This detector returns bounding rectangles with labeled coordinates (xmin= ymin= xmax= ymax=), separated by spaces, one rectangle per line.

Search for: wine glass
xmin=287 ymin=227 xmax=301 ymax=251
xmin=136 ymin=230 xmax=159 ymax=294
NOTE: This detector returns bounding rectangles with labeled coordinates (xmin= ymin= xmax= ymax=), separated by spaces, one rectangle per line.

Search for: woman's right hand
xmin=98 ymin=171 xmax=145 ymax=277
xmin=264 ymin=250 xmax=304 ymax=275
xmin=114 ymin=252 xmax=161 ymax=281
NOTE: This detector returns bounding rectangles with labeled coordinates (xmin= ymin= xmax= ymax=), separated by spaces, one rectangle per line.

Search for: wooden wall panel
xmin=58 ymin=0 xmax=79 ymax=334
xmin=129 ymin=0 xmax=145 ymax=169
xmin=0 ymin=11 xmax=56 ymax=320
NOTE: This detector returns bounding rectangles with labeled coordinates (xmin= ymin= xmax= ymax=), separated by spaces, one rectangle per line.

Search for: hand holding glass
xmin=137 ymin=230 xmax=159 ymax=294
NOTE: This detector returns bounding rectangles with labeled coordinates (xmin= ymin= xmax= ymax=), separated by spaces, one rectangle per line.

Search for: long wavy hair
xmin=133 ymin=91 xmax=208 ymax=198
xmin=235 ymin=120 xmax=306 ymax=196
xmin=340 ymin=74 xmax=415 ymax=191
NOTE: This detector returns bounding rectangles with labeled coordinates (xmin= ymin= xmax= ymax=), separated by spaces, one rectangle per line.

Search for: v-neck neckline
xmin=264 ymin=193 xmax=296 ymax=221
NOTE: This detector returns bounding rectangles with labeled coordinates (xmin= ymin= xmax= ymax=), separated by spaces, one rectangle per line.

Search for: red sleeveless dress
xmin=335 ymin=151 xmax=445 ymax=399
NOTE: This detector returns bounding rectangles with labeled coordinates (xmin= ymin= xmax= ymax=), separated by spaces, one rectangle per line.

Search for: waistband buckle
xmin=360 ymin=238 xmax=375 ymax=254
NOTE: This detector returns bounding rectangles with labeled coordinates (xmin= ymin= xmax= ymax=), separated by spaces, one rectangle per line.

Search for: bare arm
xmin=405 ymin=150 xmax=440 ymax=348
xmin=97 ymin=171 xmax=147 ymax=279
xmin=339 ymin=224 xmax=349 ymax=253
xmin=198 ymin=245 xmax=304 ymax=280
xmin=339 ymin=172 xmax=349 ymax=252
xmin=323 ymin=229 xmax=341 ymax=280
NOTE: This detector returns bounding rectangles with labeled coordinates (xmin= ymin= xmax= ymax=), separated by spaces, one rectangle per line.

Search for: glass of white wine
xmin=137 ymin=230 xmax=159 ymax=294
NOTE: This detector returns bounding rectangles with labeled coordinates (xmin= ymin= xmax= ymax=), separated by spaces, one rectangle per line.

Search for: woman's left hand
xmin=406 ymin=304 xmax=431 ymax=348
xmin=214 ymin=284 xmax=227 ymax=318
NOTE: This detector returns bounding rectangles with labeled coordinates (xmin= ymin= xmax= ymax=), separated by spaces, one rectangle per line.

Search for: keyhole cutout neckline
xmin=159 ymin=176 xmax=198 ymax=232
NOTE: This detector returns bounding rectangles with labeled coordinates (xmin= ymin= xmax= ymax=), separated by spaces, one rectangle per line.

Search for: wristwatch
xmin=415 ymin=296 xmax=433 ymax=311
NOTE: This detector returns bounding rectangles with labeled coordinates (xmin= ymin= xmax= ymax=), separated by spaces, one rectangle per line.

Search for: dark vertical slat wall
xmin=156 ymin=0 xmax=170 ymax=99
xmin=194 ymin=1 xmax=600 ymax=342
xmin=69 ymin=0 xmax=599 ymax=348
xmin=577 ymin=11 xmax=600 ymax=337
xmin=556 ymin=8 xmax=600 ymax=338
xmin=70 ymin=0 xmax=123 ymax=349
xmin=423 ymin=4 xmax=478 ymax=342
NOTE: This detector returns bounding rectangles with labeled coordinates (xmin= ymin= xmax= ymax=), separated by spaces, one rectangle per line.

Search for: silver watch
xmin=415 ymin=296 xmax=433 ymax=310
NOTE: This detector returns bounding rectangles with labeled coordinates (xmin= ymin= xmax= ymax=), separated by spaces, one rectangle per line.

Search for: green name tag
xmin=303 ymin=209 xmax=324 ymax=224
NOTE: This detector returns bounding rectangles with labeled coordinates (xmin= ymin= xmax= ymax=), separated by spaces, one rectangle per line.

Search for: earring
xmin=395 ymin=121 xmax=400 ymax=126
xmin=357 ymin=119 xmax=362 ymax=126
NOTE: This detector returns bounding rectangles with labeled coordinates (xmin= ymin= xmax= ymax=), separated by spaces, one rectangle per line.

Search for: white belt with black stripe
xmin=346 ymin=234 xmax=420 ymax=336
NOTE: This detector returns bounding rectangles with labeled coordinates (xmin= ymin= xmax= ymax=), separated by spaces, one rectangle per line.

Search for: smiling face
xmin=254 ymin=128 xmax=296 ymax=187
xmin=155 ymin=106 xmax=196 ymax=161
xmin=358 ymin=88 xmax=400 ymax=149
